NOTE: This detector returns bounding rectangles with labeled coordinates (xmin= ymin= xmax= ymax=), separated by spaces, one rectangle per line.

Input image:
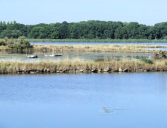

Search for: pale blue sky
xmin=0 ymin=0 xmax=166 ymax=25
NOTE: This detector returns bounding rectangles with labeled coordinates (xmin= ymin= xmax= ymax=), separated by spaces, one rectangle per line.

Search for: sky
xmin=0 ymin=0 xmax=167 ymax=25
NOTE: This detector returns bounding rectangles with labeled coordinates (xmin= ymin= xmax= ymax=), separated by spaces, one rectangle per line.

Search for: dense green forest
xmin=1 ymin=20 xmax=167 ymax=40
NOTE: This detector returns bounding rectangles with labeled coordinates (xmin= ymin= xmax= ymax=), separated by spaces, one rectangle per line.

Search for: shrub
xmin=6 ymin=36 xmax=32 ymax=52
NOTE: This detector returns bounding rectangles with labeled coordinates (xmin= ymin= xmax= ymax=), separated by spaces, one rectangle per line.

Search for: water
xmin=0 ymin=73 xmax=167 ymax=128
xmin=30 ymin=42 xmax=167 ymax=46
xmin=144 ymin=47 xmax=167 ymax=51
xmin=0 ymin=52 xmax=151 ymax=62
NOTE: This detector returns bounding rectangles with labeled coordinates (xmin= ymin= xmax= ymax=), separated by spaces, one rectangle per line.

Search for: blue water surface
xmin=0 ymin=73 xmax=167 ymax=128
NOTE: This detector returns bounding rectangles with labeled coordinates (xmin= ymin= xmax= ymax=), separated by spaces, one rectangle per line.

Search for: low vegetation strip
xmin=1 ymin=37 xmax=167 ymax=53
xmin=0 ymin=59 xmax=167 ymax=74
xmin=33 ymin=44 xmax=167 ymax=53
xmin=27 ymin=39 xmax=167 ymax=43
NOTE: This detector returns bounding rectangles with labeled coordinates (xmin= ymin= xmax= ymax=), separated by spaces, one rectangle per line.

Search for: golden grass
xmin=1 ymin=44 xmax=167 ymax=53
xmin=0 ymin=46 xmax=11 ymax=51
xmin=0 ymin=58 xmax=167 ymax=74
xmin=33 ymin=44 xmax=167 ymax=53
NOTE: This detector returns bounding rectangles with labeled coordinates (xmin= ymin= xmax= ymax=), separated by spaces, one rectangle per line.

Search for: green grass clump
xmin=141 ymin=58 xmax=154 ymax=64
xmin=165 ymin=62 xmax=167 ymax=66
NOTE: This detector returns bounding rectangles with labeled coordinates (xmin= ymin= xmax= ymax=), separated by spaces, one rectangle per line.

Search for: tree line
xmin=1 ymin=20 xmax=167 ymax=40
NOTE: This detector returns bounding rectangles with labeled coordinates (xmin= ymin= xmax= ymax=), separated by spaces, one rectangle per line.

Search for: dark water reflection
xmin=0 ymin=73 xmax=167 ymax=128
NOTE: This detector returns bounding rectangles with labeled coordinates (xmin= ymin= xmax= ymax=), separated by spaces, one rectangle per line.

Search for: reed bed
xmin=0 ymin=58 xmax=167 ymax=74
xmin=1 ymin=43 xmax=167 ymax=53
xmin=33 ymin=44 xmax=167 ymax=53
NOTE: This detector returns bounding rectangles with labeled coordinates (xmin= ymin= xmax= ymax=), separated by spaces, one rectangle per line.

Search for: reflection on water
xmin=0 ymin=73 xmax=167 ymax=128
xmin=103 ymin=107 xmax=125 ymax=114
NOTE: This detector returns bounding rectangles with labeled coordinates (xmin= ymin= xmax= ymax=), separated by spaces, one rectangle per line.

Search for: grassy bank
xmin=26 ymin=39 xmax=167 ymax=43
xmin=1 ymin=44 xmax=166 ymax=53
xmin=33 ymin=44 xmax=167 ymax=53
xmin=1 ymin=37 xmax=167 ymax=53
xmin=0 ymin=58 xmax=167 ymax=74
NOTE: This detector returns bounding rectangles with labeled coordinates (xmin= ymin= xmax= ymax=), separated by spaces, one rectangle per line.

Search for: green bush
xmin=95 ymin=58 xmax=104 ymax=62
xmin=0 ymin=36 xmax=32 ymax=53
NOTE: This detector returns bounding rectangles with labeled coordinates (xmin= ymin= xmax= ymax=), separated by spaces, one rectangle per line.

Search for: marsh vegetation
xmin=1 ymin=57 xmax=167 ymax=74
xmin=0 ymin=36 xmax=31 ymax=52
xmin=33 ymin=44 xmax=167 ymax=53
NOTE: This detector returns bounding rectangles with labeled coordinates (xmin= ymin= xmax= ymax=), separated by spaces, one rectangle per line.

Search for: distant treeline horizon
xmin=0 ymin=20 xmax=167 ymax=40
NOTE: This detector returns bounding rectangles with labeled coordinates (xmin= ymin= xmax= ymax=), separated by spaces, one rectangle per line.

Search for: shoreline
xmin=0 ymin=71 xmax=166 ymax=75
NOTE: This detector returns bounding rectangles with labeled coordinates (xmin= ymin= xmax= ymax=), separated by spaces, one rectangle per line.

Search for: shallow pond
xmin=0 ymin=73 xmax=167 ymax=128
xmin=0 ymin=52 xmax=151 ymax=62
